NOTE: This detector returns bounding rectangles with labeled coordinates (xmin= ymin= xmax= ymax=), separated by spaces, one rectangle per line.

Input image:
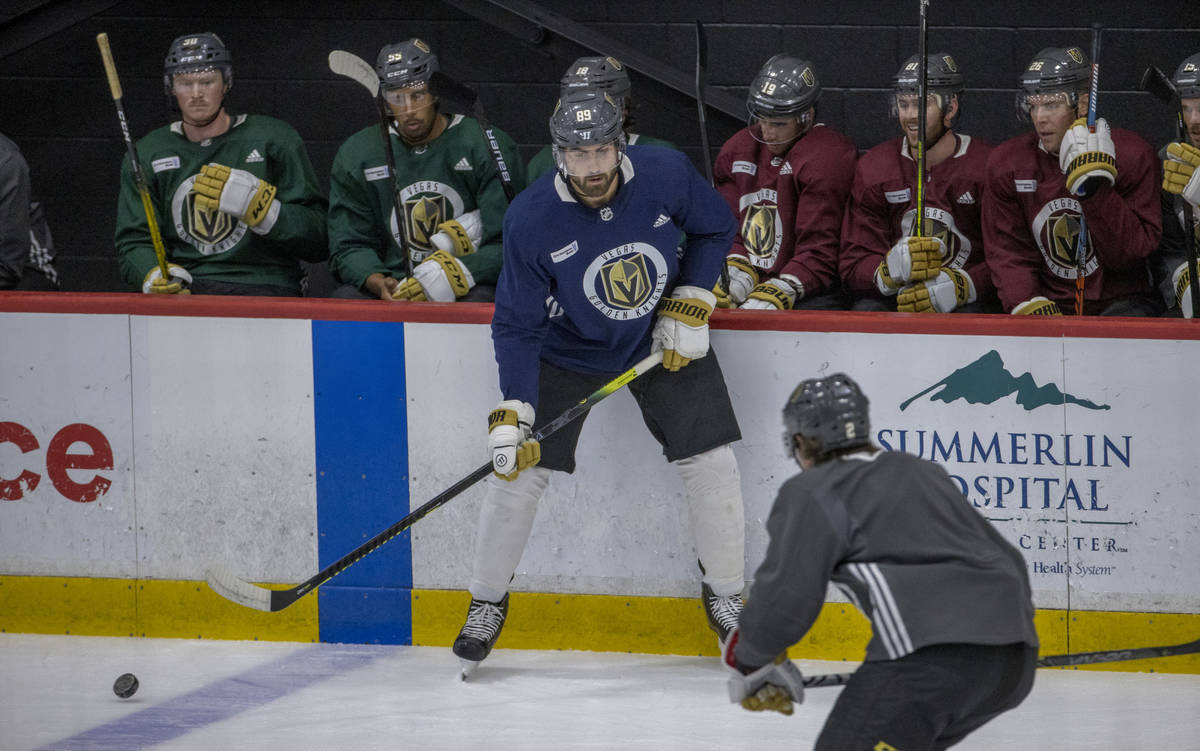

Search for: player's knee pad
xmin=675 ymin=445 xmax=745 ymax=593
xmin=470 ymin=466 xmax=552 ymax=602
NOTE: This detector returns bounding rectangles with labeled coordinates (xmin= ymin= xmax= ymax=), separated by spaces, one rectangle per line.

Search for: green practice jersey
xmin=328 ymin=114 xmax=524 ymax=291
xmin=114 ymin=114 xmax=327 ymax=293
xmin=523 ymin=133 xmax=678 ymax=188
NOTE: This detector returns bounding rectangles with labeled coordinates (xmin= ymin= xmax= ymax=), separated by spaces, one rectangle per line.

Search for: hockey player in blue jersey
xmin=453 ymin=88 xmax=748 ymax=676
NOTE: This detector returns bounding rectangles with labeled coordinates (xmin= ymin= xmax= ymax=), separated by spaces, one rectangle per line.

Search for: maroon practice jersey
xmin=982 ymin=129 xmax=1162 ymax=313
xmin=714 ymin=124 xmax=857 ymax=295
xmin=840 ymin=133 xmax=995 ymax=305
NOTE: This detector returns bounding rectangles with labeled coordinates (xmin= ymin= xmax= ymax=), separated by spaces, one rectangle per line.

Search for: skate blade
xmin=459 ymin=658 xmax=481 ymax=680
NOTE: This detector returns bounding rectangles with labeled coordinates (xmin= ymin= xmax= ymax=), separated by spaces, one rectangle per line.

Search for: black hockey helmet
xmin=376 ymin=38 xmax=439 ymax=91
xmin=1173 ymin=53 xmax=1200 ymax=99
xmin=782 ymin=373 xmax=871 ymax=460
xmin=163 ymin=32 xmax=232 ymax=95
xmin=561 ymin=56 xmax=631 ymax=104
xmin=893 ymin=52 xmax=964 ymax=95
xmin=747 ymin=54 xmax=821 ymax=120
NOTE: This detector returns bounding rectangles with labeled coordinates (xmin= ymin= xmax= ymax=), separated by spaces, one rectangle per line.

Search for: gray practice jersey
xmin=736 ymin=449 xmax=1039 ymax=668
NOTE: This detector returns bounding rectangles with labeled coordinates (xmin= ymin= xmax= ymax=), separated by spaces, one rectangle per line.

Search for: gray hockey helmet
xmin=1019 ymin=46 xmax=1091 ymax=96
xmin=782 ymin=373 xmax=871 ymax=459
xmin=549 ymin=88 xmax=625 ymax=149
xmin=893 ymin=52 xmax=964 ymax=95
xmin=376 ymin=38 xmax=439 ymax=90
xmin=561 ymin=56 xmax=631 ymax=103
xmin=747 ymin=54 xmax=821 ymax=119
xmin=163 ymin=33 xmax=232 ymax=95
xmin=1172 ymin=53 xmax=1200 ymax=99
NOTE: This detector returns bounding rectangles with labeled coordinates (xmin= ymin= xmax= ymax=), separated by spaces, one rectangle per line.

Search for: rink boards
xmin=1 ymin=294 xmax=1198 ymax=673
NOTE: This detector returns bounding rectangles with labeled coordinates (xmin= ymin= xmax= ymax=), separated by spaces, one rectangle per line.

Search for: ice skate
xmin=453 ymin=593 xmax=509 ymax=679
xmin=702 ymin=582 xmax=743 ymax=649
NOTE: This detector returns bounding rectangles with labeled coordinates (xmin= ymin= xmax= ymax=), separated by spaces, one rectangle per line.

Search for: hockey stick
xmin=802 ymin=634 xmax=1200 ymax=688
xmin=328 ymin=49 xmax=415 ymax=277
xmin=694 ymin=21 xmax=730 ymax=296
xmin=1074 ymin=24 xmax=1102 ymax=315
xmin=427 ymin=71 xmax=518 ymax=203
xmin=913 ymin=0 xmax=930 ymax=239
xmin=97 ymin=32 xmax=171 ymax=280
xmin=205 ymin=350 xmax=664 ymax=612
xmin=1141 ymin=64 xmax=1200 ymax=319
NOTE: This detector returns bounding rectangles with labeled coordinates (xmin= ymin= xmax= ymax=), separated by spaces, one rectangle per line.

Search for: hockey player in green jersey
xmin=524 ymin=56 xmax=677 ymax=188
xmin=114 ymin=33 xmax=327 ymax=296
xmin=327 ymin=38 xmax=525 ymax=302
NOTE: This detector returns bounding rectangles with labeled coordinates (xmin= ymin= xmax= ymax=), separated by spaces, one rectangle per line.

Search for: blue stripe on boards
xmin=36 ymin=645 xmax=389 ymax=750
xmin=312 ymin=320 xmax=412 ymax=644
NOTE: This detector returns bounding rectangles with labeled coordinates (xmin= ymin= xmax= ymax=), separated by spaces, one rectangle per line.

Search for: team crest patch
xmin=741 ymin=204 xmax=778 ymax=259
xmin=582 ymin=242 xmax=668 ymax=320
xmin=172 ymin=176 xmax=247 ymax=255
xmin=1031 ymin=197 xmax=1098 ymax=279
xmin=406 ymin=195 xmax=446 ymax=247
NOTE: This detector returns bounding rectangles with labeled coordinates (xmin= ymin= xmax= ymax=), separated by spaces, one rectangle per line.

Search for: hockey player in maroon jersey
xmin=722 ymin=373 xmax=1038 ymax=749
xmin=983 ymin=46 xmax=1162 ymax=316
xmin=840 ymin=53 xmax=999 ymax=313
xmin=1154 ymin=52 xmax=1200 ymax=317
xmin=713 ymin=54 xmax=857 ymax=310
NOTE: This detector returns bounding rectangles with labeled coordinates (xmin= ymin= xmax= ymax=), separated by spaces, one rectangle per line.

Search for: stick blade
xmin=204 ymin=565 xmax=275 ymax=612
xmin=427 ymin=71 xmax=478 ymax=114
xmin=1139 ymin=65 xmax=1178 ymax=104
xmin=329 ymin=50 xmax=379 ymax=97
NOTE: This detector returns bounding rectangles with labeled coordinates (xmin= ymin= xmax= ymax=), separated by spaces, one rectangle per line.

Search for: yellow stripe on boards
xmin=0 ymin=575 xmax=318 ymax=642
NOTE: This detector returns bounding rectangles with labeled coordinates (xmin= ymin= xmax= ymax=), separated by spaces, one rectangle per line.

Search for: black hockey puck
xmin=113 ymin=672 xmax=139 ymax=699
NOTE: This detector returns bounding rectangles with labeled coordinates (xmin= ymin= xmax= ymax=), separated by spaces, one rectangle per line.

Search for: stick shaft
xmin=1075 ymin=25 xmax=1102 ymax=315
xmin=97 ymin=32 xmax=171 ymax=279
xmin=914 ymin=0 xmax=929 ymax=238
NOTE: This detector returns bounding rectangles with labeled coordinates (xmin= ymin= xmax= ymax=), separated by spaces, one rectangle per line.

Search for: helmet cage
xmin=781 ymin=373 xmax=871 ymax=462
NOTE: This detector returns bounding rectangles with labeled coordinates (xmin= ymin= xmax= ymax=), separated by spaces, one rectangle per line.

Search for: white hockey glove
xmin=392 ymin=250 xmax=475 ymax=302
xmin=714 ymin=255 xmax=759 ymax=308
xmin=875 ymin=236 xmax=945 ymax=294
xmin=652 ymin=285 xmax=715 ymax=372
xmin=1011 ymin=296 xmax=1063 ymax=316
xmin=1163 ymin=142 xmax=1200 ymax=209
xmin=1173 ymin=262 xmax=1195 ymax=318
xmin=192 ymin=164 xmax=280 ymax=232
xmin=741 ymin=276 xmax=804 ymax=310
xmin=430 ymin=209 xmax=483 ymax=257
xmin=142 ymin=263 xmax=192 ymax=295
xmin=722 ymin=629 xmax=805 ymax=716
xmin=488 ymin=400 xmax=540 ymax=481
xmin=896 ymin=269 xmax=977 ymax=313
xmin=1059 ymin=117 xmax=1117 ymax=198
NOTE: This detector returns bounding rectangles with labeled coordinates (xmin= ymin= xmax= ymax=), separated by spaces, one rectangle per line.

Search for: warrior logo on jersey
xmin=172 ymin=176 xmax=249 ymax=255
xmin=1031 ymin=197 xmax=1097 ymax=279
xmin=390 ymin=180 xmax=467 ymax=263
xmin=738 ymin=187 xmax=783 ymax=268
xmin=582 ymin=242 xmax=669 ymax=320
xmin=900 ymin=206 xmax=971 ymax=269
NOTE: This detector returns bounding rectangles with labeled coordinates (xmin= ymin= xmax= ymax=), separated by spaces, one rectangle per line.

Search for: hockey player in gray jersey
xmin=723 ymin=373 xmax=1038 ymax=749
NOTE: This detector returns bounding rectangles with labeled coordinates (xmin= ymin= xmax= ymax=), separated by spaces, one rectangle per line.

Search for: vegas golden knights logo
xmin=741 ymin=204 xmax=778 ymax=258
xmin=1049 ymin=212 xmax=1085 ymax=266
xmin=908 ymin=215 xmax=956 ymax=258
xmin=190 ymin=193 xmax=235 ymax=243
xmin=405 ymin=194 xmax=446 ymax=250
xmin=600 ymin=254 xmax=652 ymax=309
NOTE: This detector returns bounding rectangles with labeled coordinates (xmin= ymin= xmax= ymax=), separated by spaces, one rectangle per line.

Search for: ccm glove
xmin=897 ymin=269 xmax=977 ymax=313
xmin=1172 ymin=262 xmax=1195 ymax=319
xmin=1059 ymin=117 xmax=1117 ymax=198
xmin=430 ymin=209 xmax=483 ymax=257
xmin=714 ymin=255 xmax=759 ymax=308
xmin=1011 ymin=296 xmax=1063 ymax=316
xmin=488 ymin=400 xmax=540 ymax=480
xmin=652 ymin=285 xmax=715 ymax=372
xmin=741 ymin=276 xmax=804 ymax=310
xmin=193 ymin=164 xmax=280 ymax=232
xmin=1163 ymin=142 xmax=1200 ymax=209
xmin=875 ymin=235 xmax=945 ymax=294
xmin=392 ymin=250 xmax=475 ymax=302
xmin=722 ymin=630 xmax=805 ymax=716
xmin=142 ymin=263 xmax=192 ymax=295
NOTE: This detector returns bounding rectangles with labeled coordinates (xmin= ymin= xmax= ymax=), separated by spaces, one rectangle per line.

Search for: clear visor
xmin=383 ymin=85 xmax=435 ymax=112
xmin=554 ymin=141 xmax=623 ymax=178
xmin=747 ymin=111 xmax=812 ymax=146
xmin=1016 ymin=91 xmax=1075 ymax=122
xmin=889 ymin=92 xmax=945 ymax=119
xmin=171 ymin=68 xmax=225 ymax=93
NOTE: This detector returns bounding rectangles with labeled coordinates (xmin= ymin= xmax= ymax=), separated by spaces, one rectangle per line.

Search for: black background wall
xmin=1 ymin=1 xmax=1196 ymax=293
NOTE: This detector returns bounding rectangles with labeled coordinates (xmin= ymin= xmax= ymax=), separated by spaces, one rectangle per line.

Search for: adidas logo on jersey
xmin=245 ymin=149 xmax=264 ymax=163
xmin=778 ymin=163 xmax=793 ymax=175
xmin=453 ymin=157 xmax=472 ymax=171
xmin=653 ymin=214 xmax=670 ymax=228
xmin=956 ymin=191 xmax=975 ymax=204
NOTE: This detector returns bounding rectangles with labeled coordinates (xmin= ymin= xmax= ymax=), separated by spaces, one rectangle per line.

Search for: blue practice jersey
xmin=494 ymin=145 xmax=736 ymax=406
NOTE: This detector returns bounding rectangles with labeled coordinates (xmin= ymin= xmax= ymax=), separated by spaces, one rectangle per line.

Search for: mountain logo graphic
xmin=900 ymin=350 xmax=1110 ymax=412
